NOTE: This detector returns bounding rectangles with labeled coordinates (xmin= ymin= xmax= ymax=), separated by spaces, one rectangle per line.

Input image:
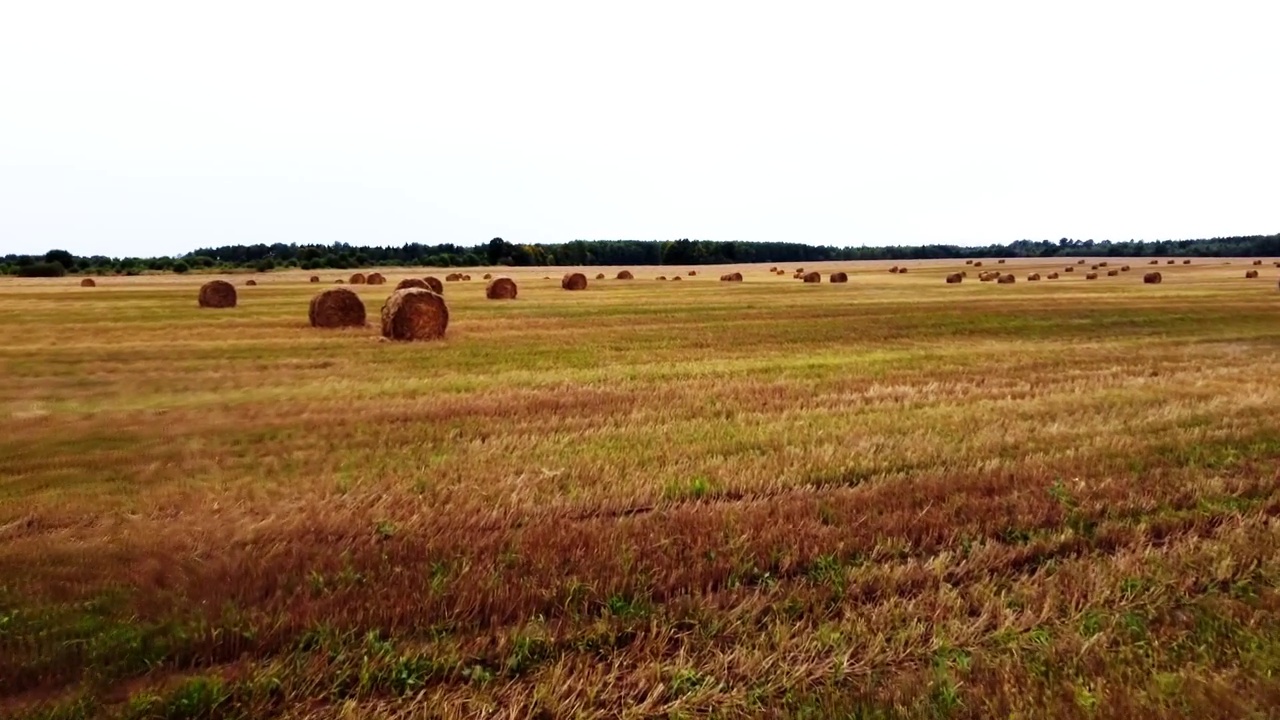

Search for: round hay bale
xmin=888 ymin=266 xmax=900 ymax=273
xmin=1120 ymin=265 xmax=1131 ymax=272
xmin=965 ymin=259 xmax=974 ymax=265
xmin=997 ymin=274 xmax=1015 ymax=284
xmin=1273 ymin=262 xmax=1280 ymax=268
xmin=485 ymin=277 xmax=518 ymax=299
xmin=1086 ymin=272 xmax=1098 ymax=280
xmin=776 ymin=269 xmax=786 ymax=275
xmin=1091 ymin=264 xmax=1100 ymax=270
xmin=335 ymin=279 xmax=345 ymax=284
xmin=395 ymin=278 xmax=430 ymax=291
xmin=483 ymin=273 xmax=493 ymax=279
xmin=1099 ymin=261 xmax=1109 ymax=267
xmin=1253 ymin=260 xmax=1263 ymax=266
xmin=974 ymin=261 xmax=984 ymax=267
xmin=1166 ymin=260 xmax=1175 ymax=265
xmin=561 ymin=272 xmax=588 ymax=290
xmin=1065 ymin=266 xmax=1074 ymax=272
xmin=1107 ymin=269 xmax=1119 ymax=276
xmin=802 ymin=271 xmax=821 ymax=283
xmin=446 ymin=273 xmax=462 ymax=282
xmin=367 ymin=273 xmax=386 ymax=285
xmin=830 ymin=272 xmax=849 ymax=283
xmin=80 ymin=278 xmax=96 ymax=287
xmin=1182 ymin=259 xmax=1191 ymax=265
xmin=899 ymin=268 xmax=909 ymax=274
xmin=1144 ymin=272 xmax=1162 ymax=284
xmin=616 ymin=270 xmax=634 ymax=280
xmin=595 ymin=273 xmax=606 ymax=280
xmin=349 ymin=273 xmax=367 ymax=284
xmin=656 ymin=275 xmax=668 ymax=281
xmin=1245 ymin=270 xmax=1259 ymax=279
xmin=672 ymin=275 xmax=683 ymax=281
xmin=380 ymin=288 xmax=448 ymax=341
xmin=795 ymin=268 xmax=804 ymax=273
xmin=687 ymin=270 xmax=697 ymax=276
xmin=309 ymin=275 xmax=320 ymax=283
xmin=721 ymin=272 xmax=743 ymax=282
xmin=423 ymin=276 xmax=444 ymax=294
xmin=769 ymin=266 xmax=778 ymax=272
xmin=463 ymin=275 xmax=472 ymax=281
xmin=1078 ymin=259 xmax=1086 ymax=264
xmin=1149 ymin=260 xmax=1160 ymax=264
xmin=245 ymin=279 xmax=257 ymax=286
xmin=198 ymin=280 xmax=237 ymax=308
xmin=1047 ymin=272 xmax=1059 ymax=279
xmin=998 ymin=259 xmax=1007 ymax=264
xmin=979 ymin=271 xmax=997 ymax=282
xmin=1028 ymin=273 xmax=1041 ymax=281
xmin=945 ymin=273 xmax=963 ymax=284
xmin=309 ymin=287 xmax=366 ymax=328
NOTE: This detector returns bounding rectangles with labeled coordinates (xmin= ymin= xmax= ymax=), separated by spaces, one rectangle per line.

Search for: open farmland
xmin=4 ymin=259 xmax=1280 ymax=719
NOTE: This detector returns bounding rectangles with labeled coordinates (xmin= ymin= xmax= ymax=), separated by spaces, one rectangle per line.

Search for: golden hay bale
xmin=1253 ymin=260 xmax=1263 ymax=266
xmin=1047 ymin=272 xmax=1059 ymax=279
xmin=1245 ymin=270 xmax=1259 ymax=279
xmin=721 ymin=272 xmax=744 ymax=282
xmin=974 ymin=261 xmax=984 ymax=267
xmin=561 ymin=272 xmax=588 ymax=290
xmin=802 ymin=271 xmax=821 ymax=283
xmin=979 ymin=271 xmax=997 ymax=282
xmin=245 ymin=279 xmax=257 ymax=286
xmin=198 ymin=280 xmax=237 ymax=308
xmin=1091 ymin=264 xmax=1099 ymax=270
xmin=349 ymin=272 xmax=367 ymax=284
xmin=795 ymin=268 xmax=804 ymax=273
xmin=80 ymin=278 xmax=96 ymax=287
xmin=1028 ymin=273 xmax=1041 ymax=281
xmin=1065 ymin=266 xmax=1074 ymax=272
xmin=395 ymin=278 xmax=430 ymax=291
xmin=1099 ymin=261 xmax=1109 ymax=267
xmin=1120 ymin=265 xmax=1131 ymax=272
xmin=1182 ymin=259 xmax=1191 ymax=265
xmin=483 ymin=273 xmax=493 ymax=279
xmin=1078 ymin=259 xmax=1086 ymax=264
xmin=899 ymin=268 xmax=909 ymax=274
xmin=687 ymin=270 xmax=697 ymax=276
xmin=485 ymin=277 xmax=518 ymax=299
xmin=309 ymin=275 xmax=320 ymax=283
xmin=672 ymin=276 xmax=683 ymax=281
xmin=657 ymin=275 xmax=668 ymax=281
xmin=1144 ymin=272 xmax=1162 ymax=284
xmin=997 ymin=274 xmax=1015 ymax=284
xmin=308 ymin=287 xmax=366 ymax=328
xmin=1086 ymin=272 xmax=1098 ymax=280
xmin=830 ymin=271 xmax=849 ymax=283
xmin=335 ymin=279 xmax=345 ymax=284
xmin=595 ymin=273 xmax=606 ymax=280
xmin=776 ymin=269 xmax=786 ymax=275
xmin=1107 ymin=269 xmax=1119 ymax=276
xmin=380 ymin=288 xmax=448 ymax=341
xmin=616 ymin=270 xmax=634 ymax=280
xmin=463 ymin=274 xmax=472 ymax=281
xmin=423 ymin=276 xmax=444 ymax=294
xmin=889 ymin=266 xmax=900 ymax=273
xmin=445 ymin=273 xmax=462 ymax=282
xmin=998 ymin=259 xmax=1007 ymax=264
xmin=945 ymin=272 xmax=963 ymax=284
xmin=769 ymin=266 xmax=778 ymax=272
xmin=961 ymin=270 xmax=968 ymax=277
xmin=1149 ymin=260 xmax=1160 ymax=264
xmin=1166 ymin=260 xmax=1175 ymax=265
xmin=965 ymin=260 xmax=974 ymax=265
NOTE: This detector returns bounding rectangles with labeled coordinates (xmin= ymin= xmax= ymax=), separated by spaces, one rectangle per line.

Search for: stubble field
xmin=3 ymin=258 xmax=1280 ymax=719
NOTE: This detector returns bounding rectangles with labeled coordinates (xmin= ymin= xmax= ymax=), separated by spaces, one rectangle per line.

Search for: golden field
xmin=3 ymin=258 xmax=1280 ymax=719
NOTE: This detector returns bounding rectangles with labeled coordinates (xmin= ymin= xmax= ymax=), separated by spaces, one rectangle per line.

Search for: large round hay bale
xmin=1166 ymin=260 xmax=1175 ymax=265
xmin=367 ymin=272 xmax=386 ymax=285
xmin=997 ymin=274 xmax=1015 ymax=284
xmin=899 ymin=268 xmax=909 ymax=274
xmin=889 ymin=266 xmax=900 ymax=273
xmin=595 ymin=273 xmax=606 ymax=280
xmin=974 ymin=261 xmax=984 ymax=267
xmin=424 ymin=276 xmax=444 ymax=294
xmin=1086 ymin=272 xmax=1098 ymax=280
xmin=80 ymin=278 xmax=96 ymax=287
xmin=483 ymin=273 xmax=493 ymax=279
xmin=1182 ymin=260 xmax=1191 ymax=265
xmin=309 ymin=275 xmax=320 ymax=283
xmin=802 ymin=271 xmax=821 ymax=283
xmin=561 ymin=272 xmax=588 ymax=290
xmin=1253 ymin=260 xmax=1263 ymax=266
xmin=1078 ymin=259 xmax=1086 ymax=264
xmin=656 ymin=275 xmax=668 ymax=281
xmin=721 ymin=272 xmax=743 ymax=282
xmin=1149 ymin=260 xmax=1159 ymax=265
xmin=1107 ymin=269 xmax=1119 ymax=276
xmin=1091 ymin=264 xmax=1100 ymax=270
xmin=795 ymin=268 xmax=804 ymax=273
xmin=445 ymin=273 xmax=462 ymax=282
xmin=463 ymin=274 xmax=472 ymax=281
xmin=1028 ymin=273 xmax=1041 ymax=281
xmin=1245 ymin=270 xmax=1259 ymax=279
xmin=1047 ymin=272 xmax=1059 ymax=279
xmin=380 ymin=288 xmax=448 ymax=341
xmin=1120 ymin=265 xmax=1131 ymax=272
xmin=308 ymin=287 xmax=366 ymax=328
xmin=335 ymin=279 xmax=345 ymax=284
xmin=396 ymin=278 xmax=430 ymax=291
xmin=945 ymin=273 xmax=963 ymax=284
xmin=349 ymin=273 xmax=367 ymax=284
xmin=1098 ymin=261 xmax=1109 ymax=267
xmin=1065 ymin=266 xmax=1074 ymax=273
xmin=485 ymin=276 xmax=518 ymax=299
xmin=198 ymin=280 xmax=237 ymax=308
xmin=1144 ymin=272 xmax=1162 ymax=284
xmin=998 ymin=259 xmax=1007 ymax=264
xmin=672 ymin=276 xmax=683 ymax=281
xmin=830 ymin=272 xmax=849 ymax=283
xmin=245 ymin=279 xmax=257 ymax=286
xmin=687 ymin=270 xmax=696 ymax=276
xmin=616 ymin=270 xmax=634 ymax=280
xmin=769 ymin=266 xmax=778 ymax=272
xmin=965 ymin=260 xmax=974 ymax=265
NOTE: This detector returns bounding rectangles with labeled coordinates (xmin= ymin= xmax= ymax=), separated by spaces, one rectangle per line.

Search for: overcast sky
xmin=2 ymin=1 xmax=1276 ymax=257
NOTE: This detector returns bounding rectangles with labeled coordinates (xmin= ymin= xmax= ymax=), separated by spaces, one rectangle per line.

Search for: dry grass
xmin=5 ymin=258 xmax=1280 ymax=718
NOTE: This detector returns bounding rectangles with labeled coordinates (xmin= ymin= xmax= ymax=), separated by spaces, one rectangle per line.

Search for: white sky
xmin=1 ymin=0 xmax=1277 ymax=257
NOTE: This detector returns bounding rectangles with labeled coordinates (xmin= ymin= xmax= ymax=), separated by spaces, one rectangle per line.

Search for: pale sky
xmin=1 ymin=1 xmax=1277 ymax=258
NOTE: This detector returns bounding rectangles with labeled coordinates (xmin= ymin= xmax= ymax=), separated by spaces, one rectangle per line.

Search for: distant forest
xmin=5 ymin=234 xmax=1280 ymax=277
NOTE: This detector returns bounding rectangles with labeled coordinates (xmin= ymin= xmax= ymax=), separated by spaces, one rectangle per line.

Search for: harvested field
xmin=4 ymin=259 xmax=1280 ymax=718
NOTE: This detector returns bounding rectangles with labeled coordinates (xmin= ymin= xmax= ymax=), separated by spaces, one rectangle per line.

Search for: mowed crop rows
xmin=3 ymin=259 xmax=1280 ymax=719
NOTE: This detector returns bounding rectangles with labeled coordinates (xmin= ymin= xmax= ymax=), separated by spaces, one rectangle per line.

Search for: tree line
xmin=5 ymin=234 xmax=1280 ymax=277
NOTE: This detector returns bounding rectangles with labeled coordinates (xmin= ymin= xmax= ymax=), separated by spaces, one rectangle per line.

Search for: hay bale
xmin=1166 ymin=260 xmax=1175 ymax=265
xmin=595 ymin=273 xmax=606 ymax=280
xmin=446 ymin=273 xmax=462 ymax=282
xmin=423 ymin=276 xmax=444 ymax=294
xmin=80 ymin=278 xmax=96 ymax=287
xmin=1245 ymin=270 xmax=1259 ymax=279
xmin=561 ymin=272 xmax=588 ymax=290
xmin=1091 ymin=264 xmax=1100 ymax=270
xmin=1065 ymin=266 xmax=1074 ymax=272
xmin=1182 ymin=260 xmax=1191 ymax=265
xmin=889 ymin=266 xmax=900 ymax=273
xmin=380 ymin=288 xmax=448 ymax=341
xmin=974 ymin=261 xmax=983 ymax=267
xmin=1149 ymin=260 xmax=1159 ymax=264
xmin=945 ymin=272 xmax=963 ymax=284
xmin=721 ymin=272 xmax=743 ymax=282
xmin=672 ymin=276 xmax=683 ymax=281
xmin=616 ymin=270 xmax=634 ymax=280
xmin=769 ymin=266 xmax=777 ymax=272
xmin=979 ymin=271 xmax=997 ymax=282
xmin=1047 ymin=272 xmax=1059 ymax=279
xmin=802 ymin=271 xmax=821 ymax=283
xmin=485 ymin=277 xmax=518 ymax=299
xmin=1274 ymin=262 xmax=1280 ymax=268
xmin=795 ymin=268 xmax=804 ymax=273
xmin=997 ymin=274 xmax=1015 ymax=284
xmin=776 ymin=269 xmax=786 ymax=275
xmin=483 ymin=273 xmax=493 ymax=279
xmin=830 ymin=272 xmax=849 ymax=283
xmin=965 ymin=260 xmax=974 ymax=265
xmin=245 ymin=279 xmax=257 ymax=286
xmin=1253 ymin=260 xmax=1262 ymax=266
xmin=335 ymin=279 xmax=345 ymax=284
xmin=1144 ymin=272 xmax=1162 ymax=284
xmin=688 ymin=270 xmax=697 ymax=276
xmin=349 ymin=273 xmax=367 ymax=284
xmin=198 ymin=280 xmax=237 ymax=308
xmin=899 ymin=268 xmax=909 ymax=274
xmin=308 ymin=287 xmax=366 ymax=328
xmin=1099 ymin=261 xmax=1109 ymax=267
xmin=1107 ymin=269 xmax=1119 ymax=276
xmin=395 ymin=278 xmax=430 ymax=291
xmin=463 ymin=275 xmax=472 ymax=281
xmin=1120 ymin=265 xmax=1131 ymax=272
xmin=309 ymin=275 xmax=320 ymax=283
xmin=1028 ymin=273 xmax=1041 ymax=281
xmin=998 ymin=259 xmax=1007 ymax=264
xmin=656 ymin=275 xmax=668 ymax=281
xmin=1078 ymin=259 xmax=1086 ymax=264
xmin=1086 ymin=272 xmax=1098 ymax=280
